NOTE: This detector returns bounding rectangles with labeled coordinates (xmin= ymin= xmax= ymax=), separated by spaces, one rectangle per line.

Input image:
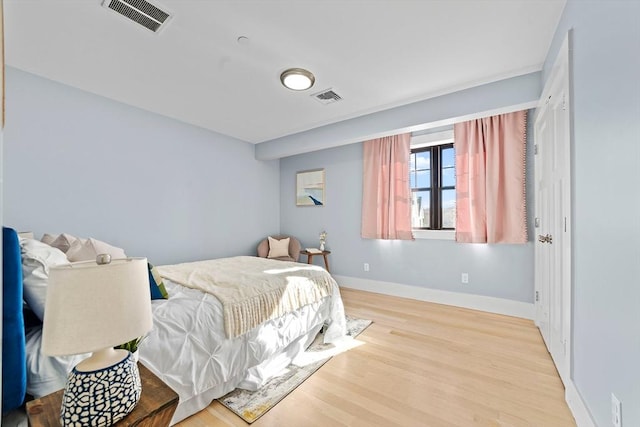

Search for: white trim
xmin=565 ymin=380 xmax=596 ymax=427
xmin=533 ymin=31 xmax=573 ymax=387
xmin=410 ymin=130 xmax=454 ymax=148
xmin=412 ymin=229 xmax=455 ymax=240
xmin=334 ymin=275 xmax=534 ymax=319
xmin=404 ymin=100 xmax=538 ymax=135
xmin=355 ymin=101 xmax=538 ymax=147
xmin=306 ymin=100 xmax=539 ymax=155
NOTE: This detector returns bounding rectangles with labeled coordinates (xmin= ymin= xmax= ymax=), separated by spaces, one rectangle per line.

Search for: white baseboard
xmin=333 ymin=275 xmax=535 ymax=319
xmin=566 ymin=380 xmax=596 ymax=427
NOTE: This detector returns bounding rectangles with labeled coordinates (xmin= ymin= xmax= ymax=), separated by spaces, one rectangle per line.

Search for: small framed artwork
xmin=296 ymin=169 xmax=325 ymax=206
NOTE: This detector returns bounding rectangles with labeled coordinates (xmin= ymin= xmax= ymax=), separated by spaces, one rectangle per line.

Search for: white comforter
xmin=157 ymin=256 xmax=338 ymax=339
xmin=140 ymin=278 xmax=345 ymax=424
xmin=26 ymin=263 xmax=346 ymax=424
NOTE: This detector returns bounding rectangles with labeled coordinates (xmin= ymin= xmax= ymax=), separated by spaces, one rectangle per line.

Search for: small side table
xmin=26 ymin=363 xmax=179 ymax=427
xmin=300 ymin=250 xmax=331 ymax=272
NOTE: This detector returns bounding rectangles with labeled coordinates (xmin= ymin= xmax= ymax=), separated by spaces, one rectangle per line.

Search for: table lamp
xmin=42 ymin=255 xmax=153 ymax=427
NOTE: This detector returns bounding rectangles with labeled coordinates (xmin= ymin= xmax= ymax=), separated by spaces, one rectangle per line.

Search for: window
xmin=409 ymin=135 xmax=456 ymax=230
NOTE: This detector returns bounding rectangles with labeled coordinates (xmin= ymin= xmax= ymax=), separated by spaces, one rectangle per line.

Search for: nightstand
xmin=300 ymin=249 xmax=331 ymax=272
xmin=26 ymin=363 xmax=179 ymax=427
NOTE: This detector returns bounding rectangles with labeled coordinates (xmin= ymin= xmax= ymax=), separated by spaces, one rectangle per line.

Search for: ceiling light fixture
xmin=280 ymin=68 xmax=315 ymax=91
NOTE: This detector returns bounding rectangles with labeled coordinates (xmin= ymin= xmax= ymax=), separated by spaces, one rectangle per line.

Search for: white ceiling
xmin=5 ymin=0 xmax=566 ymax=144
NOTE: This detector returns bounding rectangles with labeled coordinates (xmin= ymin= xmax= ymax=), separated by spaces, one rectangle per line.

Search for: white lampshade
xmin=42 ymin=257 xmax=153 ymax=357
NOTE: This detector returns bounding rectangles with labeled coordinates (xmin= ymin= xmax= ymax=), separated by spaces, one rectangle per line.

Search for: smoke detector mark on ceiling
xmin=103 ymin=0 xmax=171 ymax=33
xmin=312 ymin=89 xmax=343 ymax=105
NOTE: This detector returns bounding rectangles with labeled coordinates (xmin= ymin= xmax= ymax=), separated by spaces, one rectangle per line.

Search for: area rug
xmin=218 ymin=315 xmax=372 ymax=423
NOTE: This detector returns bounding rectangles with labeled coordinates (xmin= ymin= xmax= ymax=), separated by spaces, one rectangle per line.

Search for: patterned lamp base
xmin=60 ymin=352 xmax=142 ymax=427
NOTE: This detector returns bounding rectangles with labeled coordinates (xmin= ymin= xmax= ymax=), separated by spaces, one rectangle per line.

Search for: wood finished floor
xmin=176 ymin=288 xmax=576 ymax=427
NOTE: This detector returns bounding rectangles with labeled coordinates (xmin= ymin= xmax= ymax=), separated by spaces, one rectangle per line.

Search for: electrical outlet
xmin=461 ymin=273 xmax=469 ymax=284
xmin=363 ymin=263 xmax=370 ymax=272
xmin=611 ymin=393 xmax=621 ymax=427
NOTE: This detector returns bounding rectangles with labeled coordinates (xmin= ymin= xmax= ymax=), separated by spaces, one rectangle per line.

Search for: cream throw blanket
xmin=157 ymin=256 xmax=334 ymax=338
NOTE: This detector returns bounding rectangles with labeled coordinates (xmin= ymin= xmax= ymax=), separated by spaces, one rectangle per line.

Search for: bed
xmin=3 ymin=227 xmax=346 ymax=424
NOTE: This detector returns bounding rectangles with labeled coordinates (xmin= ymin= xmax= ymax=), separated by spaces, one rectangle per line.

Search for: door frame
xmin=533 ymin=32 xmax=573 ymax=386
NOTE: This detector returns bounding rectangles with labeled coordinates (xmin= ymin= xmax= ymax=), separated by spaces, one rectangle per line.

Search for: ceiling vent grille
xmin=312 ymin=88 xmax=343 ymax=105
xmin=103 ymin=0 xmax=171 ymax=33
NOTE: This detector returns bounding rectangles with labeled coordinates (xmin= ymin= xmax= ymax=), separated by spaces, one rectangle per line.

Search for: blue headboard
xmin=2 ymin=227 xmax=27 ymax=413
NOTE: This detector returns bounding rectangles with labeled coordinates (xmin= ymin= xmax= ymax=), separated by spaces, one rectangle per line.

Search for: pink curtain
xmin=455 ymin=111 xmax=527 ymax=244
xmin=361 ymin=133 xmax=414 ymax=240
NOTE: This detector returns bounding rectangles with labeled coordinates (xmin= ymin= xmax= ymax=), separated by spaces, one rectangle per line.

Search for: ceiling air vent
xmin=103 ymin=0 xmax=171 ymax=33
xmin=312 ymin=88 xmax=343 ymax=105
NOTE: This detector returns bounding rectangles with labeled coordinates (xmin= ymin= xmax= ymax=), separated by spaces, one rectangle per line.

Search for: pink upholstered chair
xmin=256 ymin=235 xmax=301 ymax=262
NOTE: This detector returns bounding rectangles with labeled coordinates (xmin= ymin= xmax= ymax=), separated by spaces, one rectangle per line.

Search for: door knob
xmin=538 ymin=234 xmax=553 ymax=244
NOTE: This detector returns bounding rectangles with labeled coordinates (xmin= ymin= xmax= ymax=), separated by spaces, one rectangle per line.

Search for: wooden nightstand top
xmin=299 ymin=250 xmax=331 ymax=272
xmin=26 ymin=363 xmax=179 ymax=427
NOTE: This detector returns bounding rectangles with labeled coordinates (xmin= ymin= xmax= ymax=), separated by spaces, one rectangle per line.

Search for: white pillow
xmin=66 ymin=238 xmax=127 ymax=262
xmin=267 ymin=236 xmax=290 ymax=258
xmin=20 ymin=238 xmax=70 ymax=321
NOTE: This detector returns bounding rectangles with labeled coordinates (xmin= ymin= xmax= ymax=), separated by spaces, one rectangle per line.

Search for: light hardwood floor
xmin=177 ymin=288 xmax=576 ymax=427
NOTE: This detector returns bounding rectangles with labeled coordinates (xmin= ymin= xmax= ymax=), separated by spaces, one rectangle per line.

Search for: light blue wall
xmin=3 ymin=67 xmax=281 ymax=265
xmin=280 ymin=91 xmax=536 ymax=304
xmin=543 ymin=2 xmax=640 ymax=426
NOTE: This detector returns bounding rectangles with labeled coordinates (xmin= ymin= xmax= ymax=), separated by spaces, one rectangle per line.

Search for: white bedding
xmin=157 ymin=256 xmax=336 ymax=339
xmin=25 ymin=328 xmax=87 ymax=398
xmin=27 ymin=269 xmax=346 ymax=425
xmin=142 ymin=279 xmax=345 ymax=423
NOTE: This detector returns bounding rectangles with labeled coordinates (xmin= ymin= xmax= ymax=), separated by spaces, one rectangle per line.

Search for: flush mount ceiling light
xmin=280 ymin=68 xmax=315 ymax=91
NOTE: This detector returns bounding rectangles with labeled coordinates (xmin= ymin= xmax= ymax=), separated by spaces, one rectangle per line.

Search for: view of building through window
xmin=409 ymin=141 xmax=456 ymax=230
